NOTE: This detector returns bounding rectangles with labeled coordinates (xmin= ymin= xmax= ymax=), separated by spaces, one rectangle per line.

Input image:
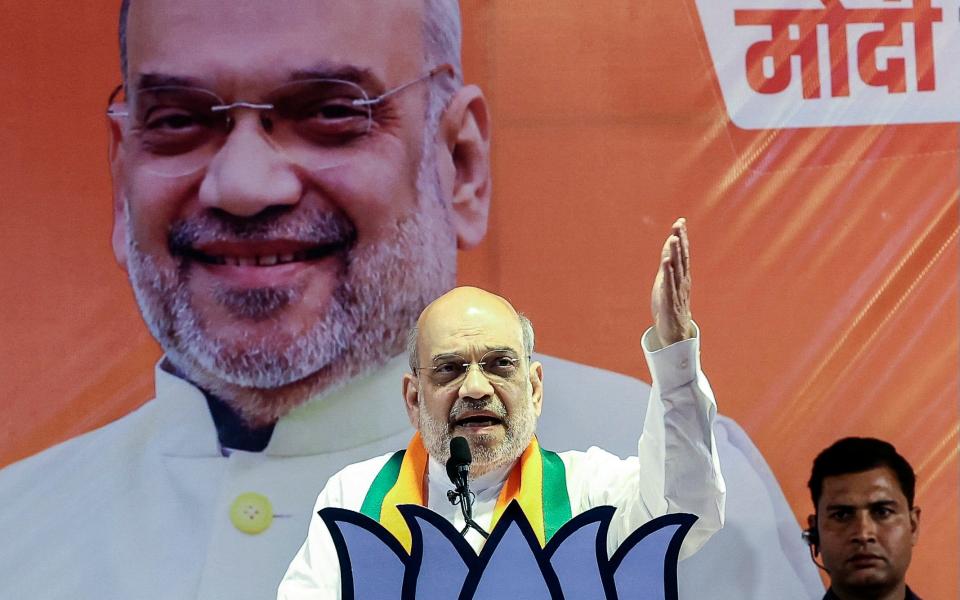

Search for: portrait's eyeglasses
xmin=106 ymin=64 xmax=454 ymax=177
xmin=415 ymin=351 xmax=524 ymax=388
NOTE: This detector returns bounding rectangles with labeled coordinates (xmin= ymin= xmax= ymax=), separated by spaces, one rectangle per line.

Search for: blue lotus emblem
xmin=320 ymin=501 xmax=696 ymax=599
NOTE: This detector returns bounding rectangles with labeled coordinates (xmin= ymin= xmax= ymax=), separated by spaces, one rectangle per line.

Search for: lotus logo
xmin=320 ymin=501 xmax=696 ymax=599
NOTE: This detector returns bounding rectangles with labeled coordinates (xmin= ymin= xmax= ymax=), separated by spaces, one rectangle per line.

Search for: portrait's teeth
xmin=197 ymin=248 xmax=329 ymax=266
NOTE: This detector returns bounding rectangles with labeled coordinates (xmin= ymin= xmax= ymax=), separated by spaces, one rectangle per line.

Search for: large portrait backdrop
xmin=1 ymin=1 xmax=956 ymax=597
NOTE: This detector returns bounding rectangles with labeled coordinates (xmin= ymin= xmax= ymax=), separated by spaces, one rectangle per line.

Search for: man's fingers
xmin=653 ymin=218 xmax=693 ymax=345
xmin=670 ymin=236 xmax=684 ymax=292
xmin=657 ymin=257 xmax=674 ymax=309
xmin=654 ymin=219 xmax=694 ymax=344
xmin=671 ymin=218 xmax=689 ymax=277
xmin=660 ymin=235 xmax=672 ymax=262
xmin=662 ymin=257 xmax=673 ymax=292
xmin=680 ymin=222 xmax=690 ymax=276
xmin=671 ymin=217 xmax=685 ymax=239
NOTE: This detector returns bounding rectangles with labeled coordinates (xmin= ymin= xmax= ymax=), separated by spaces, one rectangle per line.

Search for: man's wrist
xmin=643 ymin=321 xmax=700 ymax=352
xmin=642 ymin=322 xmax=700 ymax=392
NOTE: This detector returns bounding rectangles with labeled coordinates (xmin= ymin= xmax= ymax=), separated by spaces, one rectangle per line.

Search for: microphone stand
xmin=446 ymin=437 xmax=489 ymax=539
xmin=447 ymin=471 xmax=489 ymax=539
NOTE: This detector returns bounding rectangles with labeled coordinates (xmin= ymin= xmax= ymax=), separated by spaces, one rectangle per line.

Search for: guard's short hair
xmin=808 ymin=436 xmax=916 ymax=509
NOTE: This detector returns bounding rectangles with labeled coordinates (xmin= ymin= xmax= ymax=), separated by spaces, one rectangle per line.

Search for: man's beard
xmin=418 ymin=394 xmax=538 ymax=478
xmin=124 ymin=148 xmax=456 ymax=425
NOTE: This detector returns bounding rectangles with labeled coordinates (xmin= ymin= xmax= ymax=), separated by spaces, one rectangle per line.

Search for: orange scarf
xmin=359 ymin=432 xmax=571 ymax=553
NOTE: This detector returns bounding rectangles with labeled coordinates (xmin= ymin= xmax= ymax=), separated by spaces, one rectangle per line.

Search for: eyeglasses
xmin=415 ymin=351 xmax=524 ymax=388
xmin=107 ymin=64 xmax=454 ymax=177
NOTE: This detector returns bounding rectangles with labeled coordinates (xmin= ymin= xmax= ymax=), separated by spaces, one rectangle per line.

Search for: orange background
xmin=1 ymin=1 xmax=956 ymax=596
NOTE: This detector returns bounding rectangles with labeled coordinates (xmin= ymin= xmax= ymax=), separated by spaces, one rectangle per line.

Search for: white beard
xmin=418 ymin=393 xmax=538 ymax=478
xmin=124 ymin=131 xmax=458 ymax=424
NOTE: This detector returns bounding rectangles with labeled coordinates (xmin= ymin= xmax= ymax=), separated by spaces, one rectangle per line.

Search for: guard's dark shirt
xmin=823 ymin=586 xmax=921 ymax=600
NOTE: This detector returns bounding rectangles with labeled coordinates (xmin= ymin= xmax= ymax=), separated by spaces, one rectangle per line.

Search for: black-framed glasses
xmin=415 ymin=350 xmax=525 ymax=387
xmin=106 ymin=63 xmax=454 ymax=177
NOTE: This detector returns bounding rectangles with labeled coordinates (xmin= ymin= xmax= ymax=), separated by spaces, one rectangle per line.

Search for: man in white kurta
xmin=280 ymin=229 xmax=724 ymax=597
xmin=279 ymin=324 xmax=723 ymax=598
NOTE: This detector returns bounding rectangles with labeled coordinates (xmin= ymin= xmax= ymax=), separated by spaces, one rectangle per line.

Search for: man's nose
xmin=851 ymin=512 xmax=878 ymax=543
xmin=459 ymin=363 xmax=494 ymax=400
xmin=198 ymin=116 xmax=302 ymax=217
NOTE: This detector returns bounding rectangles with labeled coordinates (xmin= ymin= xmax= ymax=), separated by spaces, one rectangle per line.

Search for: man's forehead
xmin=426 ymin=330 xmax=524 ymax=359
xmin=422 ymin=314 xmax=525 ymax=355
xmin=819 ymin=467 xmax=907 ymax=507
xmin=418 ymin=290 xmax=525 ymax=356
xmin=126 ymin=0 xmax=425 ymax=89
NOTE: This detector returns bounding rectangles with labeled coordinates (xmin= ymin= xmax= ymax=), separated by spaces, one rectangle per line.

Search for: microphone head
xmin=446 ymin=436 xmax=472 ymax=484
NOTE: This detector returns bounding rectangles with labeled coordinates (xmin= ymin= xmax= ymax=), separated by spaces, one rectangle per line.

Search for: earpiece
xmin=802 ymin=526 xmax=828 ymax=572
xmin=801 ymin=526 xmax=819 ymax=552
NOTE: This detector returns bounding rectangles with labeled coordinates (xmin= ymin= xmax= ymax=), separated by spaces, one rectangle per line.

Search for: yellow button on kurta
xmin=230 ymin=492 xmax=274 ymax=534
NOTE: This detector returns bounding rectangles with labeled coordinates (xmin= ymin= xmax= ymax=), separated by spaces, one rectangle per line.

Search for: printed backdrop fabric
xmin=1 ymin=1 xmax=956 ymax=597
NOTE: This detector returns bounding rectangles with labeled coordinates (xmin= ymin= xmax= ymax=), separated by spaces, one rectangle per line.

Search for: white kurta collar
xmin=151 ymin=354 xmax=413 ymax=457
xmin=425 ymin=455 xmax=514 ymax=504
xmin=424 ymin=454 xmax=515 ymax=551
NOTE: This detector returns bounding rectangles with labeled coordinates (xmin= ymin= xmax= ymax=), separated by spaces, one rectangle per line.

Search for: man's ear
xmin=107 ymin=113 xmax=129 ymax=270
xmin=529 ymin=360 xmax=544 ymax=417
xmin=910 ymin=506 xmax=921 ymax=544
xmin=402 ymin=372 xmax=421 ymax=429
xmin=437 ymin=84 xmax=490 ymax=250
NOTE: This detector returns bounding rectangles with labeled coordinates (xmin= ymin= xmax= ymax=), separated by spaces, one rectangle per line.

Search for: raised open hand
xmin=651 ymin=218 xmax=694 ymax=347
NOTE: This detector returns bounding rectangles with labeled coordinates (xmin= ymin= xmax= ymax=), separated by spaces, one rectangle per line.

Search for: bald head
xmin=402 ymin=286 xmax=543 ymax=474
xmin=407 ymin=287 xmax=535 ymax=372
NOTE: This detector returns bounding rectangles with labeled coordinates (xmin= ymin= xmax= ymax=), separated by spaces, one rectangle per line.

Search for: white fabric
xmin=0 ymin=338 xmax=822 ymax=599
xmin=425 ymin=455 xmax=512 ymax=550
xmin=535 ymin=356 xmax=823 ymax=598
xmin=278 ymin=327 xmax=726 ymax=598
xmin=0 ymin=356 xmax=415 ymax=600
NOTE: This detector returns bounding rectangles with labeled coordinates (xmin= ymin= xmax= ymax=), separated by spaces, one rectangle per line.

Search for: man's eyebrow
xmin=824 ymin=499 xmax=899 ymax=511
xmin=482 ymin=346 xmax=519 ymax=355
xmin=429 ymin=347 xmax=519 ymax=362
xmin=289 ymin=65 xmax=383 ymax=92
xmin=134 ymin=73 xmax=204 ymax=90
xmin=133 ymin=65 xmax=384 ymax=94
xmin=430 ymin=353 xmax=466 ymax=362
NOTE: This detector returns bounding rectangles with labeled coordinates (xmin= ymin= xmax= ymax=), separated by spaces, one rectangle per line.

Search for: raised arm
xmin=636 ymin=218 xmax=725 ymax=557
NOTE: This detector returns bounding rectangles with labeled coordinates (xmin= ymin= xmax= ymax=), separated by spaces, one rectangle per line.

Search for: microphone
xmin=445 ymin=436 xmax=488 ymax=539
xmin=447 ymin=436 xmax=471 ymax=488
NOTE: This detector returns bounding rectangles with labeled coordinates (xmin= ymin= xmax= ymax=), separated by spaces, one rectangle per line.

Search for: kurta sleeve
xmin=563 ymin=322 xmax=725 ymax=560
xmin=636 ymin=321 xmax=725 ymax=558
